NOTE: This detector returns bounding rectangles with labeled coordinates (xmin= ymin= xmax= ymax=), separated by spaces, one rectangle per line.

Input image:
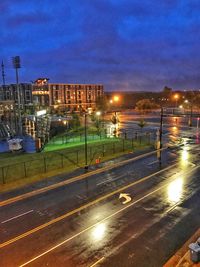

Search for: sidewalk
xmin=164 ymin=229 xmax=200 ymax=267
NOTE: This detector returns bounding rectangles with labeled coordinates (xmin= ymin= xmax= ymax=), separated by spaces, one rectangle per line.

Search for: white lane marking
xmin=19 ymin=165 xmax=199 ymax=267
xmin=97 ymin=174 xmax=125 ymax=186
xmin=147 ymin=160 xmax=158 ymax=166
xmin=0 ymin=164 xmax=178 ymax=250
xmin=1 ymin=210 xmax=34 ymax=224
xmin=97 ymin=179 xmax=113 ymax=186
xmin=89 ymin=257 xmax=105 ymax=267
xmin=18 ymin=184 xmax=175 ymax=267
xmin=97 ymin=177 xmax=118 ymax=186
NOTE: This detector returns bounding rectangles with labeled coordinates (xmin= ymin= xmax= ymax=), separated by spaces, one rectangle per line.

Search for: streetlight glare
xmin=173 ymin=94 xmax=179 ymax=107
xmin=96 ymin=111 xmax=101 ymax=116
xmin=113 ymin=95 xmax=119 ymax=102
xmin=174 ymin=94 xmax=179 ymax=99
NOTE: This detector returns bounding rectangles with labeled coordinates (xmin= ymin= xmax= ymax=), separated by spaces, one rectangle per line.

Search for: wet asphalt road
xmin=1 ymin=143 xmax=200 ymax=267
xmin=1 ymin=112 xmax=200 ymax=267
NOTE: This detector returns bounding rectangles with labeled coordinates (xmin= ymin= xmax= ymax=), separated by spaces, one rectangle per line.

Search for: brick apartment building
xmin=32 ymin=78 xmax=104 ymax=111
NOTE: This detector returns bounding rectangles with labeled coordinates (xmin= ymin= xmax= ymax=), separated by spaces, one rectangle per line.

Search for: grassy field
xmin=0 ymin=136 xmax=152 ymax=192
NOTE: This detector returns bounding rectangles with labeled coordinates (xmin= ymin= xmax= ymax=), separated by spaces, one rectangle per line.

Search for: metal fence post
xmin=44 ymin=157 xmax=47 ymax=172
xmin=113 ymin=143 xmax=115 ymax=154
xmin=61 ymin=154 xmax=64 ymax=168
xmin=76 ymin=150 xmax=79 ymax=164
xmin=102 ymin=144 xmax=105 ymax=157
xmin=124 ymin=131 xmax=127 ymax=139
xmin=90 ymin=147 xmax=92 ymax=161
xmin=23 ymin=162 xmax=27 ymax=178
xmin=2 ymin=167 xmax=5 ymax=184
xmin=148 ymin=133 xmax=151 ymax=144
xmin=122 ymin=139 xmax=125 ymax=152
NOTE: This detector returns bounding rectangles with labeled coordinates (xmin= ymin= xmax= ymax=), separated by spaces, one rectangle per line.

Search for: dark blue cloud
xmin=1 ymin=0 xmax=200 ymax=91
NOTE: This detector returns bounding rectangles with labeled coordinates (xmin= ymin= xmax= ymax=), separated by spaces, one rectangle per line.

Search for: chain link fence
xmin=0 ymin=133 xmax=154 ymax=185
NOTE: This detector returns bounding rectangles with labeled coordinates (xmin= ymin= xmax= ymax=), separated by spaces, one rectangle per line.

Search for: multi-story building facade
xmin=0 ymin=83 xmax=33 ymax=108
xmin=32 ymin=78 xmax=104 ymax=111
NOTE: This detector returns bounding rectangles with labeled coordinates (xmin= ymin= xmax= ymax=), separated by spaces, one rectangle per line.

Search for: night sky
xmin=1 ymin=0 xmax=200 ymax=91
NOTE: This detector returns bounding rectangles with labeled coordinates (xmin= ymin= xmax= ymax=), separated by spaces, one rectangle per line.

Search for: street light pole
xmin=189 ymin=104 xmax=193 ymax=127
xmin=197 ymin=118 xmax=199 ymax=129
xmin=12 ymin=56 xmax=22 ymax=136
xmin=174 ymin=94 xmax=179 ymax=108
xmin=84 ymin=113 xmax=88 ymax=170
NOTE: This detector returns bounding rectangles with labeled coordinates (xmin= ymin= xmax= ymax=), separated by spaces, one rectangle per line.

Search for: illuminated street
xmin=1 ymin=1 xmax=200 ymax=266
xmin=1 ymin=111 xmax=200 ymax=266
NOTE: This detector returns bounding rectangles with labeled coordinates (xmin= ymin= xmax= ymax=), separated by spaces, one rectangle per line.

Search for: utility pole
xmin=189 ymin=104 xmax=193 ymax=127
xmin=12 ymin=56 xmax=22 ymax=136
xmin=157 ymin=107 xmax=163 ymax=166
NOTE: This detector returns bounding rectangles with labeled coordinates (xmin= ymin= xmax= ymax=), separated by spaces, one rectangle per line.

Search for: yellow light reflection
xmin=91 ymin=223 xmax=106 ymax=241
xmin=181 ymin=149 xmax=189 ymax=161
xmin=180 ymin=147 xmax=190 ymax=167
xmin=167 ymin=178 xmax=183 ymax=203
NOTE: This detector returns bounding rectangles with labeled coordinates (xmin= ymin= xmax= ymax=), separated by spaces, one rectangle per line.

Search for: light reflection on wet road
xmin=1 ymin=112 xmax=200 ymax=267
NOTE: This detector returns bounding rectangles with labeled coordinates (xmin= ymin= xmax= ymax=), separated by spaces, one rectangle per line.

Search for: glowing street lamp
xmin=174 ymin=94 xmax=179 ymax=107
xmin=184 ymin=99 xmax=193 ymax=127
xmin=96 ymin=111 xmax=101 ymax=116
xmin=113 ymin=95 xmax=120 ymax=102
xmin=95 ymin=111 xmax=102 ymax=133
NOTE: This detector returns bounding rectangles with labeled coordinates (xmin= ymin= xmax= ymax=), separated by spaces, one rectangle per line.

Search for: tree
xmin=90 ymin=113 xmax=102 ymax=135
xmin=69 ymin=113 xmax=80 ymax=132
xmin=111 ymin=113 xmax=119 ymax=137
xmin=137 ymin=119 xmax=147 ymax=132
xmin=135 ymin=99 xmax=158 ymax=113
xmin=96 ymin=95 xmax=109 ymax=113
xmin=110 ymin=113 xmax=118 ymax=125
